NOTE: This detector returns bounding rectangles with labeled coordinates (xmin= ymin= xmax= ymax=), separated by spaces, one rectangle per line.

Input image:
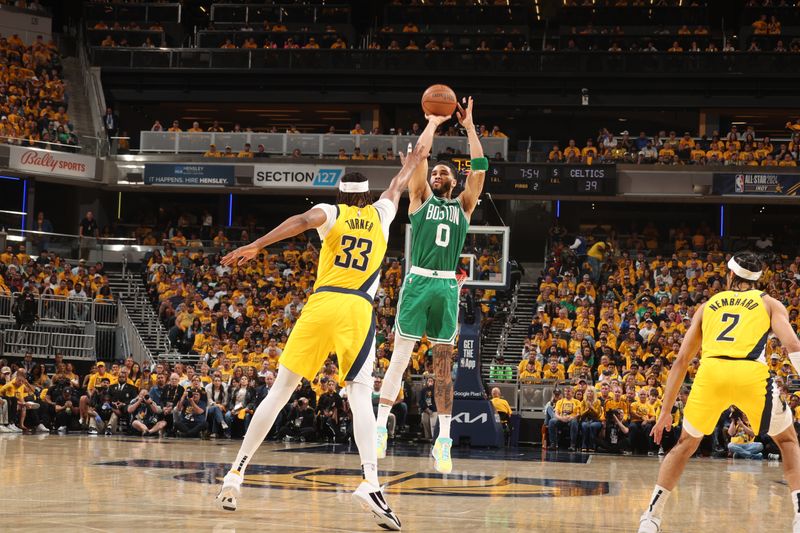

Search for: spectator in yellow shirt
xmin=167 ymin=120 xmax=182 ymax=132
xmin=490 ymin=387 xmax=512 ymax=418
xmin=547 ymin=386 xmax=581 ymax=450
xmin=548 ymin=144 xmax=563 ymax=162
xmin=350 ymin=123 xmax=366 ymax=135
xmin=563 ymin=139 xmax=581 ymax=160
xmin=628 ymin=388 xmax=656 ymax=454
xmin=238 ymin=143 xmax=254 ymax=158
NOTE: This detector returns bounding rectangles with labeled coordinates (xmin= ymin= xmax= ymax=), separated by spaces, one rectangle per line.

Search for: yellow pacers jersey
xmin=315 ymin=203 xmax=388 ymax=294
xmin=702 ymin=289 xmax=770 ymax=361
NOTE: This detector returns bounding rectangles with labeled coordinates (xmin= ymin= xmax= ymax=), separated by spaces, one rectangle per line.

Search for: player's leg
xmin=639 ymin=361 xmax=726 ymax=533
xmin=217 ymin=300 xmax=328 ymax=511
xmin=428 ymin=280 xmax=459 ymax=473
xmin=338 ymin=310 xmax=401 ymax=531
xmin=216 ymin=363 xmax=303 ymax=511
xmin=380 ymin=279 xmax=429 ymax=457
xmin=376 ymin=336 xmax=415 ymax=457
xmin=748 ymin=369 xmax=800 ymax=530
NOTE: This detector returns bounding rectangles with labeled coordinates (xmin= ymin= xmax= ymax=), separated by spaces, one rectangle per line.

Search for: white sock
xmin=437 ymin=414 xmax=452 ymax=440
xmin=348 ymin=381 xmax=381 ymax=488
xmin=230 ymin=365 xmax=301 ymax=476
xmin=646 ymin=484 xmax=671 ymax=518
xmin=362 ymin=462 xmax=380 ymax=488
xmin=792 ymin=490 xmax=800 ymax=515
xmin=377 ymin=337 xmax=414 ymax=430
xmin=376 ymin=404 xmax=392 ymax=430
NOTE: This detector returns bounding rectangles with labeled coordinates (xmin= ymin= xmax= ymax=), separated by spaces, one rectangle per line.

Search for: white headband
xmin=727 ymin=257 xmax=762 ymax=281
xmin=339 ymin=180 xmax=369 ymax=193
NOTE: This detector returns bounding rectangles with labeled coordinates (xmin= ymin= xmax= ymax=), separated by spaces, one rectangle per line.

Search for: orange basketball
xmin=421 ymin=84 xmax=457 ymax=117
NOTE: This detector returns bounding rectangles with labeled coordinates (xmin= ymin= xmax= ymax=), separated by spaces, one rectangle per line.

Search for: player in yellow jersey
xmin=215 ymin=117 xmax=443 ymax=531
xmin=639 ymin=252 xmax=800 ymax=533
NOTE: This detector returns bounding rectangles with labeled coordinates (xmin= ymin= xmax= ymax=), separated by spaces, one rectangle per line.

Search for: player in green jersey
xmin=376 ymin=96 xmax=488 ymax=473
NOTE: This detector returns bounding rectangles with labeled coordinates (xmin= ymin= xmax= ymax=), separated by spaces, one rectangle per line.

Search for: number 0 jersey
xmin=313 ymin=199 xmax=395 ymax=298
xmin=409 ymin=194 xmax=469 ymax=272
xmin=701 ymin=289 xmax=771 ymax=362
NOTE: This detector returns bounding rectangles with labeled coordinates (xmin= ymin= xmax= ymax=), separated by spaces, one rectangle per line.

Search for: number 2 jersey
xmin=313 ymin=199 xmax=396 ymax=298
xmin=409 ymin=194 xmax=469 ymax=271
xmin=701 ymin=289 xmax=771 ymax=362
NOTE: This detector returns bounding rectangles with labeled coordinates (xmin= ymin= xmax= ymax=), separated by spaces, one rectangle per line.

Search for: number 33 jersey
xmin=701 ymin=289 xmax=771 ymax=362
xmin=313 ymin=199 xmax=396 ymax=298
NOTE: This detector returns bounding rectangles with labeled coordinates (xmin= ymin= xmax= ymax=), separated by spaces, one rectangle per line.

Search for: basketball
xmin=421 ymin=84 xmax=457 ymax=117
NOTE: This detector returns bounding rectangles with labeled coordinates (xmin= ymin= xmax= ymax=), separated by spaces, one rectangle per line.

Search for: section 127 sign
xmin=144 ymin=164 xmax=235 ymax=186
xmin=713 ymin=172 xmax=800 ymax=196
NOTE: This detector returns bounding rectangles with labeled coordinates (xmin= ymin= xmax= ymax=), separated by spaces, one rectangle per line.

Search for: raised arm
xmin=220 ymin=208 xmax=327 ymax=267
xmin=405 ymin=114 xmax=451 ymax=212
xmin=455 ymin=96 xmax=486 ymax=218
xmin=380 ymin=134 xmax=432 ymax=210
xmin=651 ymin=303 xmax=705 ymax=444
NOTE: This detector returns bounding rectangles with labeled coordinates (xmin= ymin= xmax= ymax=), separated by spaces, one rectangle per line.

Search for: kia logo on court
xmin=19 ymin=150 xmax=87 ymax=174
xmin=452 ymin=412 xmax=488 ymax=424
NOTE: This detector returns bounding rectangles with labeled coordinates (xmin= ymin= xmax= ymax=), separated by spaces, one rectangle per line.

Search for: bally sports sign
xmin=253 ymin=164 xmax=344 ymax=188
xmin=9 ymin=145 xmax=96 ymax=179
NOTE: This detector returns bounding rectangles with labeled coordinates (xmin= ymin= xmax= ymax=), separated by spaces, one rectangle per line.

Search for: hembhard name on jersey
xmin=425 ymin=204 xmax=461 ymax=225
xmin=707 ymin=297 xmax=760 ymax=312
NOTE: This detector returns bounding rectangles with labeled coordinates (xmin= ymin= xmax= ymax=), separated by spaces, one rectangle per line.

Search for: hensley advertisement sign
xmin=143 ymin=164 xmax=235 ymax=185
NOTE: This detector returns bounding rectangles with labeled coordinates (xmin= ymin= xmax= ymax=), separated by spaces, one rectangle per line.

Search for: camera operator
xmin=160 ymin=373 xmax=185 ymax=435
xmin=316 ymin=379 xmax=343 ymax=442
xmin=12 ymin=286 xmax=38 ymax=329
xmin=107 ymin=368 xmax=137 ymax=434
xmin=86 ymin=377 xmax=113 ymax=435
xmin=53 ymin=386 xmax=80 ymax=432
xmin=276 ymin=396 xmax=316 ymax=442
xmin=727 ymin=407 xmax=764 ymax=460
xmin=128 ymin=387 xmax=166 ymax=436
xmin=174 ymin=376 xmax=208 ymax=438
xmin=598 ymin=408 xmax=630 ymax=454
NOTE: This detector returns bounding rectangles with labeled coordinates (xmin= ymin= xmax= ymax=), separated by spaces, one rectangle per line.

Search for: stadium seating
xmin=0 ymin=33 xmax=78 ymax=152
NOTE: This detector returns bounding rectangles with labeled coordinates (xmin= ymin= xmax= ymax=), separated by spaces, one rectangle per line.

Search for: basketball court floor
xmin=0 ymin=435 xmax=792 ymax=531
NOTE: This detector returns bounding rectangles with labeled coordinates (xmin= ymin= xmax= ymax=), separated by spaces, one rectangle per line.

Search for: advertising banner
xmin=143 ymin=164 xmax=235 ymax=186
xmin=9 ymin=145 xmax=96 ymax=179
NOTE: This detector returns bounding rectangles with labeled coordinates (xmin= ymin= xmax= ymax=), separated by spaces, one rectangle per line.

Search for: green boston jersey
xmin=409 ymin=194 xmax=469 ymax=271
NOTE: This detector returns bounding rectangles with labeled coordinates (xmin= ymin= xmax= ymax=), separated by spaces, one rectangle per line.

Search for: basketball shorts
xmin=279 ymin=291 xmax=375 ymax=387
xmin=683 ymin=357 xmax=791 ymax=437
xmin=395 ymin=273 xmax=459 ymax=345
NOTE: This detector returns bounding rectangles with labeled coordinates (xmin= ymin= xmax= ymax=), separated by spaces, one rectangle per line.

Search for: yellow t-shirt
xmin=490 ymin=397 xmax=512 ymax=417
xmin=554 ymin=398 xmax=581 ymax=417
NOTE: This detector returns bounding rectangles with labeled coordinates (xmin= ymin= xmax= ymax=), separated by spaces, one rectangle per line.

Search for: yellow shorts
xmin=278 ymin=291 xmax=375 ymax=386
xmin=683 ymin=357 xmax=790 ymax=437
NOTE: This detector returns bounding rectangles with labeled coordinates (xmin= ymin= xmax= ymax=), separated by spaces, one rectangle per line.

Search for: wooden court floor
xmin=0 ymin=434 xmax=792 ymax=532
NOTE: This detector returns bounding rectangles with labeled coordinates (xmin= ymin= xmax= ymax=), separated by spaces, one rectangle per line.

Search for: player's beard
xmin=431 ymin=180 xmax=453 ymax=198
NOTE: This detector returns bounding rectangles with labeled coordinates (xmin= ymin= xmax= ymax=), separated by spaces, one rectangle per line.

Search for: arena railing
xmin=89 ymin=48 xmax=800 ymax=76
xmin=2 ymin=328 xmax=95 ymax=360
xmin=9 ymin=292 xmax=120 ymax=326
xmin=137 ymin=131 xmax=509 ymax=159
xmin=210 ymin=4 xmax=351 ymax=24
xmin=3 ymin=228 xmax=137 ymax=265
xmin=83 ymin=2 xmax=182 ymax=24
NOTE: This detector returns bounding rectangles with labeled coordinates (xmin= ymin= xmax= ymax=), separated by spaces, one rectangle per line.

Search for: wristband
xmin=470 ymin=157 xmax=489 ymax=171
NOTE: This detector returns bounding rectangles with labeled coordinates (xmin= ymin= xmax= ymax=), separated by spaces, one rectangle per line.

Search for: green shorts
xmin=395 ymin=273 xmax=459 ymax=345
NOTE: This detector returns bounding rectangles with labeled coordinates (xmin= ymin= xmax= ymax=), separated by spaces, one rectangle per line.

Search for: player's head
xmin=430 ymin=161 xmax=458 ymax=198
xmin=337 ymin=172 xmax=373 ymax=208
xmin=726 ymin=251 xmax=763 ymax=291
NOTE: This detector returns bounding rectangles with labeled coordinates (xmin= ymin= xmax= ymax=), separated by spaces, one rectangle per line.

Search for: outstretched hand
xmin=399 ymin=139 xmax=431 ymax=170
xmin=425 ymin=113 xmax=452 ymax=128
xmin=456 ymin=96 xmax=475 ymax=130
xmin=650 ymin=410 xmax=673 ymax=445
xmin=221 ymin=243 xmax=260 ymax=267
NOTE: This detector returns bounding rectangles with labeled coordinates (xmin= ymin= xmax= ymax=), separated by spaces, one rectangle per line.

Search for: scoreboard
xmin=486 ymin=163 xmax=617 ymax=196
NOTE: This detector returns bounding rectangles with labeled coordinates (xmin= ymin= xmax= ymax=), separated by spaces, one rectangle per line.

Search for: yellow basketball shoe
xmin=431 ymin=437 xmax=453 ymax=474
